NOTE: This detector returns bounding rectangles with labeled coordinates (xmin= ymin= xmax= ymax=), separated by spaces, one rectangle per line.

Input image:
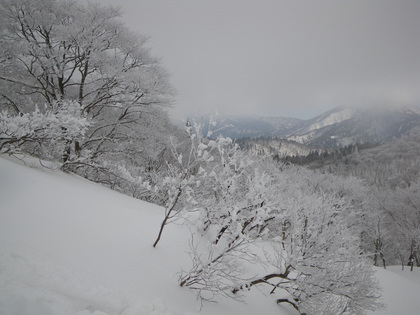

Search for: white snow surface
xmin=0 ymin=155 xmax=419 ymax=315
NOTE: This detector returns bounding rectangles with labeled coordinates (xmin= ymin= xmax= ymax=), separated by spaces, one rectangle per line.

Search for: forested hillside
xmin=290 ymin=127 xmax=420 ymax=268
xmin=311 ymin=127 xmax=420 ymax=188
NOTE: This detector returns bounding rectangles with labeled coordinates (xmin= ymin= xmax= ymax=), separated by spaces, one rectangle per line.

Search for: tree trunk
xmin=152 ymin=186 xmax=182 ymax=248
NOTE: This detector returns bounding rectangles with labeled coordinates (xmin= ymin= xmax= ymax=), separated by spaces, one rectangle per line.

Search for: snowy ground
xmin=0 ymin=155 xmax=419 ymax=315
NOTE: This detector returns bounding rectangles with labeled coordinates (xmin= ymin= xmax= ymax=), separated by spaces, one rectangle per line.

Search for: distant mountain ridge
xmin=288 ymin=105 xmax=420 ymax=148
xmin=192 ymin=105 xmax=420 ymax=150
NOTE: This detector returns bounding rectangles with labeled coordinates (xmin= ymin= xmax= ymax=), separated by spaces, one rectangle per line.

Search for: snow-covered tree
xmin=179 ymin=162 xmax=382 ymax=314
xmin=0 ymin=0 xmax=174 ymax=170
xmin=0 ymin=100 xmax=89 ymax=161
xmin=381 ymin=181 xmax=420 ymax=269
xmin=179 ymin=156 xmax=277 ymax=297
xmin=152 ymin=121 xmax=233 ymax=247
xmin=0 ymin=0 xmax=177 ymax=201
xmin=233 ymin=185 xmax=382 ymax=314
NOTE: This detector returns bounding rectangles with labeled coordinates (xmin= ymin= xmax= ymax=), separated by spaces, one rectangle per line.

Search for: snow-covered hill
xmin=1 ymin=155 xmax=420 ymax=315
xmin=288 ymin=105 xmax=420 ymax=148
xmin=287 ymin=107 xmax=356 ymax=139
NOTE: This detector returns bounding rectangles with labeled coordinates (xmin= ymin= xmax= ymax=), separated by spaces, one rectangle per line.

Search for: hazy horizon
xmin=101 ymin=0 xmax=420 ymax=120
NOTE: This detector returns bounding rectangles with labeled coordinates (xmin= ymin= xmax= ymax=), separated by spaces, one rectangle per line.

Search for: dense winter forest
xmin=0 ymin=1 xmax=419 ymax=314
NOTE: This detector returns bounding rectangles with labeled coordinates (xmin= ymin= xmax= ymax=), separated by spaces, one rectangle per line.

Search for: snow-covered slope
xmin=287 ymin=107 xmax=356 ymax=140
xmin=373 ymin=266 xmax=420 ymax=315
xmin=0 ymin=155 xmax=419 ymax=315
xmin=0 ymin=156 xmax=284 ymax=315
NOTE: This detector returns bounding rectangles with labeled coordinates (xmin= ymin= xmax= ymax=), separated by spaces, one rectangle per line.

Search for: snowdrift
xmin=0 ymin=155 xmax=419 ymax=314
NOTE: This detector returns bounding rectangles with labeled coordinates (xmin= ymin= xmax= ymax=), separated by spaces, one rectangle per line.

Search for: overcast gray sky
xmin=102 ymin=0 xmax=420 ymax=119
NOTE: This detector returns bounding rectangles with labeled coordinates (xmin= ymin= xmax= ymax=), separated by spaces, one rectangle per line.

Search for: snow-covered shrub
xmin=0 ymin=101 xmax=89 ymax=161
xmin=179 ymin=159 xmax=383 ymax=314
xmin=243 ymin=183 xmax=383 ymax=314
xmin=152 ymin=121 xmax=232 ymax=247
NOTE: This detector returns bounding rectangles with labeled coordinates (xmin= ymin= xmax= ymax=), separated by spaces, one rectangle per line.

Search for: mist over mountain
xmin=183 ymin=105 xmax=420 ymax=150
xmin=287 ymin=105 xmax=420 ymax=148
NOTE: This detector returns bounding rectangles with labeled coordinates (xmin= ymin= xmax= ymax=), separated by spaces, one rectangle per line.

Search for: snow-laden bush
xmin=152 ymin=120 xmax=233 ymax=247
xmin=0 ymin=101 xmax=89 ymax=161
xmin=176 ymin=147 xmax=383 ymax=314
